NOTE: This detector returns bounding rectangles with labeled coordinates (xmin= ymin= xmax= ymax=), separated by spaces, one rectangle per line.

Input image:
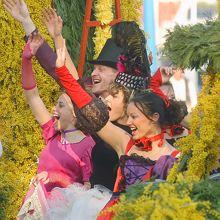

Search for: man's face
xmin=91 ymin=64 xmax=118 ymax=98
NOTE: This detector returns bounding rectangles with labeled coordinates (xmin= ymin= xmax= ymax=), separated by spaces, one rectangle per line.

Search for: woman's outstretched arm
xmin=22 ymin=35 xmax=51 ymax=126
xmin=3 ymin=0 xmax=79 ymax=84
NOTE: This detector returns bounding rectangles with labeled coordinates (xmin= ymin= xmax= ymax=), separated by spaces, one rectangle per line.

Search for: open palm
xmin=42 ymin=8 xmax=63 ymax=39
xmin=3 ymin=0 xmax=30 ymax=23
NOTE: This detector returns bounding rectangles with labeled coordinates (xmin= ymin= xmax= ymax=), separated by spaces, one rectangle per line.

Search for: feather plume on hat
xmin=111 ymin=21 xmax=151 ymax=89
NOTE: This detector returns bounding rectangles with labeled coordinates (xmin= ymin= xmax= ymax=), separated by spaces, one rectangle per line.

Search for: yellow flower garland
xmin=0 ymin=1 xmax=59 ymax=219
xmin=93 ymin=0 xmax=114 ymax=58
xmin=121 ymin=0 xmax=143 ymax=25
xmin=168 ymin=73 xmax=220 ymax=182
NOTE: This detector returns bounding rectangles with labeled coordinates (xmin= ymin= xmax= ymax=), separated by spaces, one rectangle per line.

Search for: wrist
xmin=54 ymin=34 xmax=62 ymax=40
xmin=22 ymin=17 xmax=36 ymax=36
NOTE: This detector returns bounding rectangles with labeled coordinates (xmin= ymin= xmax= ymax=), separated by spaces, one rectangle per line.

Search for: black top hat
xmin=90 ymin=38 xmax=123 ymax=69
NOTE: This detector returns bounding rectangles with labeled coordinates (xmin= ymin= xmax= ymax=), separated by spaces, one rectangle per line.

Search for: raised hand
xmin=3 ymin=0 xmax=30 ymax=23
xmin=160 ymin=66 xmax=174 ymax=83
xmin=42 ymin=8 xmax=63 ymax=39
xmin=29 ymin=34 xmax=44 ymax=56
xmin=56 ymin=39 xmax=66 ymax=68
xmin=23 ymin=34 xmax=44 ymax=59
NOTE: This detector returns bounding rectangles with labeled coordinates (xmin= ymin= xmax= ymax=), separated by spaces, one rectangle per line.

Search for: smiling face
xmin=105 ymin=90 xmax=126 ymax=122
xmin=54 ymin=93 xmax=76 ymax=131
xmin=91 ymin=64 xmax=119 ymax=98
xmin=126 ymin=102 xmax=160 ymax=140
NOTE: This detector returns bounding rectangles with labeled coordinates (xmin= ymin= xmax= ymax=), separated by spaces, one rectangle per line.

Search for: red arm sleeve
xmin=55 ymin=65 xmax=92 ymax=108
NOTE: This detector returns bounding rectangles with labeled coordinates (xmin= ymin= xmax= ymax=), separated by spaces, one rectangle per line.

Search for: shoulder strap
xmin=171 ymin=150 xmax=180 ymax=158
xmin=125 ymin=138 xmax=134 ymax=155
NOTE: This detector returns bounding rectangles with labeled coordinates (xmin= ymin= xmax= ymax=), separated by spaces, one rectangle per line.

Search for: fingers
xmin=3 ymin=0 xmax=14 ymax=8
xmin=42 ymin=8 xmax=50 ymax=24
xmin=3 ymin=3 xmax=12 ymax=14
xmin=50 ymin=7 xmax=58 ymax=19
xmin=57 ymin=15 xmax=63 ymax=25
xmin=3 ymin=0 xmax=14 ymax=12
xmin=42 ymin=8 xmax=57 ymax=22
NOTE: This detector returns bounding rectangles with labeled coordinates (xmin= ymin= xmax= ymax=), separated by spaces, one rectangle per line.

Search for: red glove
xmin=55 ymin=65 xmax=92 ymax=108
xmin=21 ymin=43 xmax=36 ymax=90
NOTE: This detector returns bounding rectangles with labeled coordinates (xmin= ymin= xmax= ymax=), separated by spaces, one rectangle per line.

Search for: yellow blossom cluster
xmin=168 ymin=73 xmax=220 ymax=182
xmin=121 ymin=0 xmax=143 ymax=25
xmin=93 ymin=0 xmax=114 ymax=58
xmin=0 ymin=1 xmax=60 ymax=219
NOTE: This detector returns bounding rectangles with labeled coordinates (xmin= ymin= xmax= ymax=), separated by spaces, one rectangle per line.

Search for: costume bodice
xmin=113 ymin=139 xmax=179 ymax=193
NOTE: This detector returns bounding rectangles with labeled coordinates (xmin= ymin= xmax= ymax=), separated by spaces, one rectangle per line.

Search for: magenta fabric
xmin=37 ymin=118 xmax=95 ymax=192
xmin=21 ymin=43 xmax=36 ymax=90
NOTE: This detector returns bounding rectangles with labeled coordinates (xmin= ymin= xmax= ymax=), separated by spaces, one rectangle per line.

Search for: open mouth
xmin=130 ymin=127 xmax=137 ymax=135
xmin=92 ymin=76 xmax=101 ymax=85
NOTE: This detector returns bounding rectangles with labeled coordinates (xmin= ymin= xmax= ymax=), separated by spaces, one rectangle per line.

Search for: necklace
xmin=61 ymin=128 xmax=79 ymax=144
xmin=134 ymin=130 xmax=165 ymax=152
xmin=63 ymin=128 xmax=78 ymax=134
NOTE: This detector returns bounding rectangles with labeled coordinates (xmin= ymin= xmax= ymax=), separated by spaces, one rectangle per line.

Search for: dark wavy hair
xmin=129 ymin=90 xmax=188 ymax=127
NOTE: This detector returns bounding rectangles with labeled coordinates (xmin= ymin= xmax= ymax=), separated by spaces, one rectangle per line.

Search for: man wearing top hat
xmin=89 ymin=39 xmax=123 ymax=98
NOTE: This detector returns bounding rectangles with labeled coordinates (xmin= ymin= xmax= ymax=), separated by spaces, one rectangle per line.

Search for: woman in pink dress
xmin=17 ymin=35 xmax=98 ymax=219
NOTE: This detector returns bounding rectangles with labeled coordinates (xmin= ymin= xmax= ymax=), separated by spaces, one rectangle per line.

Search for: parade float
xmin=0 ymin=0 xmax=219 ymax=219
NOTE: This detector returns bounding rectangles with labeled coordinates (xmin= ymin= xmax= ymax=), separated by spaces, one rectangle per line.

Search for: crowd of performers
xmin=3 ymin=0 xmax=190 ymax=219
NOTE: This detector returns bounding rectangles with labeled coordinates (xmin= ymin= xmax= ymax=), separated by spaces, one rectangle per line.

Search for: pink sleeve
xmin=41 ymin=118 xmax=57 ymax=144
xmin=22 ymin=43 xmax=36 ymax=90
xmin=81 ymin=148 xmax=93 ymax=182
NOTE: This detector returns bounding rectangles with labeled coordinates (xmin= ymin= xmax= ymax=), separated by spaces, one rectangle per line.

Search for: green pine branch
xmin=163 ymin=20 xmax=220 ymax=73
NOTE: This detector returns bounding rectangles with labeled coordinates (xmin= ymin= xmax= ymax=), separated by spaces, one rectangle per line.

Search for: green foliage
xmin=163 ymin=20 xmax=220 ymax=73
xmin=191 ymin=180 xmax=220 ymax=211
xmin=54 ymin=0 xmax=95 ymax=75
xmin=113 ymin=178 xmax=220 ymax=220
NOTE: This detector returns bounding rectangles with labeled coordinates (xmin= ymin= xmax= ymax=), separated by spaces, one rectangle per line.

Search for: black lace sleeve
xmin=74 ymin=97 xmax=109 ymax=134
